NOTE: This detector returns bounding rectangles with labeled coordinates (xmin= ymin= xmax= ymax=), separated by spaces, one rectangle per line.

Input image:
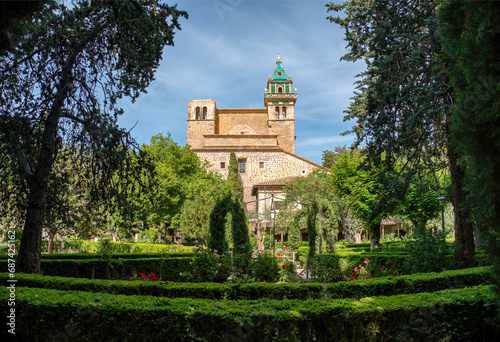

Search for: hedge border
xmin=2 ymin=286 xmax=497 ymax=341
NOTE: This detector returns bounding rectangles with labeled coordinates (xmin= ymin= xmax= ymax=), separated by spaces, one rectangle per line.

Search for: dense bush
xmin=9 ymin=257 xmax=193 ymax=281
xmin=313 ymin=253 xmax=409 ymax=282
xmin=0 ymin=252 xmax=194 ymax=260
xmin=3 ymin=285 xmax=497 ymax=341
xmin=0 ymin=272 xmax=323 ymax=300
xmin=252 ymin=252 xmax=280 ymax=282
xmin=325 ymin=266 xmax=493 ymax=299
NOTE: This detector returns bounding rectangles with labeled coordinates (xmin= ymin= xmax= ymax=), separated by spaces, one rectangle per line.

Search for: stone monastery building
xmin=187 ymin=55 xmax=321 ymax=213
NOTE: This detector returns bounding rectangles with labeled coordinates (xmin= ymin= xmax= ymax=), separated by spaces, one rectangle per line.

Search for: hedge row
xmin=313 ymin=253 xmax=415 ymax=281
xmin=0 ymin=252 xmax=194 ymax=261
xmin=3 ymin=286 xmax=497 ymax=341
xmin=0 ymin=273 xmax=324 ymax=300
xmin=64 ymin=239 xmax=195 ymax=253
xmin=1 ymin=266 xmax=491 ymax=301
xmin=325 ymin=266 xmax=493 ymax=299
xmin=3 ymin=257 xmax=193 ymax=281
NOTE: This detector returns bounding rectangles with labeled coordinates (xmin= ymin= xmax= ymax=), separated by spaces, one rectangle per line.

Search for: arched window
xmin=195 ymin=107 xmax=200 ymax=120
xmin=203 ymin=106 xmax=207 ymax=120
xmin=275 ymin=106 xmax=280 ymax=119
xmin=282 ymin=107 xmax=287 ymax=118
xmin=278 ymin=87 xmax=283 ymax=93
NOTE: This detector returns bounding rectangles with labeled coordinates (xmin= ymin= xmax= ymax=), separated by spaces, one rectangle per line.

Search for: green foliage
xmin=402 ymin=230 xmax=454 ymax=274
xmin=1 ymin=0 xmax=187 ymax=273
xmin=4 ymin=285 xmax=497 ymax=341
xmin=208 ymin=195 xmax=250 ymax=256
xmin=22 ymin=257 xmax=192 ymax=281
xmin=141 ymin=133 xmax=209 ymax=235
xmin=314 ymin=252 xmax=407 ymax=282
xmin=186 ymin=247 xmax=230 ymax=283
xmin=180 ymin=173 xmax=227 ymax=245
xmin=0 ymin=272 xmax=324 ymax=300
xmin=438 ymin=0 xmax=500 ymax=299
xmin=278 ymin=260 xmax=297 ymax=283
xmin=227 ymin=152 xmax=243 ymax=203
xmin=253 ymin=252 xmax=280 ymax=282
xmin=325 ymin=266 xmax=493 ymax=299
xmin=208 ymin=195 xmax=231 ymax=254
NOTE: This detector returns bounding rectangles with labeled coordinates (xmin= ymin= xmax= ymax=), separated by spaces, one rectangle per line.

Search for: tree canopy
xmin=0 ymin=0 xmax=187 ymax=273
xmin=326 ymin=0 xmax=474 ymax=266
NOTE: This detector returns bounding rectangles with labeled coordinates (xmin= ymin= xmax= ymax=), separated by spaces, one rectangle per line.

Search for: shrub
xmin=402 ymin=230 xmax=453 ymax=273
xmin=185 ymin=247 xmax=231 ymax=282
xmin=4 ymin=286 xmax=497 ymax=341
xmin=253 ymin=252 xmax=280 ymax=282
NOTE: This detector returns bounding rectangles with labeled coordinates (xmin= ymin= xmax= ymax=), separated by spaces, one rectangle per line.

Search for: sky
xmin=117 ymin=0 xmax=365 ymax=165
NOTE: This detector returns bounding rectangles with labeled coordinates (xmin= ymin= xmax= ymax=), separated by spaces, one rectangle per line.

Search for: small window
xmin=275 ymin=106 xmax=279 ymax=119
xmin=220 ymin=162 xmax=225 ymax=169
xmin=277 ymin=71 xmax=282 ymax=77
xmin=203 ymin=106 xmax=207 ymax=120
xmin=259 ymin=162 xmax=264 ymax=169
xmin=282 ymin=107 xmax=287 ymax=118
xmin=196 ymin=107 xmax=200 ymax=120
xmin=238 ymin=160 xmax=246 ymax=174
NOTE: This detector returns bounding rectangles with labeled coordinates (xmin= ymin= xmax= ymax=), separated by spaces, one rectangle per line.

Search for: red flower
xmin=394 ymin=271 xmax=397 ymax=275
xmin=365 ymin=276 xmax=371 ymax=279
xmin=382 ymin=265 xmax=386 ymax=270
xmin=390 ymin=265 xmax=394 ymax=269
xmin=262 ymin=280 xmax=267 ymax=282
xmin=131 ymin=270 xmax=137 ymax=276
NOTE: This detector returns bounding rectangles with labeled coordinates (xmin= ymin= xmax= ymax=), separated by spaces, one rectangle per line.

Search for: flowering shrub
xmin=279 ymin=261 xmax=297 ymax=282
xmin=187 ymin=247 xmax=230 ymax=282
xmin=350 ymin=258 xmax=371 ymax=280
xmin=381 ymin=264 xmax=398 ymax=277
xmin=129 ymin=270 xmax=163 ymax=281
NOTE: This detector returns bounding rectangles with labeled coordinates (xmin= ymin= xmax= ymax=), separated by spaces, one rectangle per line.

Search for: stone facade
xmin=187 ymin=55 xmax=321 ymax=211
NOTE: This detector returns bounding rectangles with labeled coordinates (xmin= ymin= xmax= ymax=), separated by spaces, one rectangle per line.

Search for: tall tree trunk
xmin=448 ymin=146 xmax=476 ymax=268
xmin=17 ymin=53 xmax=76 ymax=274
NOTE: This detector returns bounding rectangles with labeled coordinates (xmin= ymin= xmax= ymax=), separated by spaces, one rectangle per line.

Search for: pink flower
xmin=214 ymin=249 xmax=218 ymax=253
xmin=194 ymin=240 xmax=199 ymax=244
xmin=192 ymin=248 xmax=196 ymax=252
xmin=179 ymin=272 xmax=183 ymax=277
xmin=262 ymin=280 xmax=267 ymax=282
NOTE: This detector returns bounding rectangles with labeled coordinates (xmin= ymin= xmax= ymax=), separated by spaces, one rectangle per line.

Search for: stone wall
xmin=194 ymin=150 xmax=319 ymax=209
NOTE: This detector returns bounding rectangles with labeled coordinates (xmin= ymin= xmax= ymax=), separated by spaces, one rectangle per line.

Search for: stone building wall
xmin=193 ymin=150 xmax=319 ymax=209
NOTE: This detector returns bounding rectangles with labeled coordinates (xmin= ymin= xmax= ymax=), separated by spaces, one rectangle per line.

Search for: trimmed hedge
xmin=313 ymin=253 xmax=415 ymax=281
xmin=0 ymin=273 xmax=323 ymax=300
xmin=0 ymin=252 xmax=194 ymax=260
xmin=20 ymin=257 xmax=193 ymax=281
xmin=1 ymin=266 xmax=491 ymax=301
xmin=2 ymin=286 xmax=497 ymax=341
xmin=325 ymin=266 xmax=493 ymax=299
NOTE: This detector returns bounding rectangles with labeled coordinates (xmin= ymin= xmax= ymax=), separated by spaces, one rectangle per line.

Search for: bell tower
xmin=264 ymin=55 xmax=297 ymax=153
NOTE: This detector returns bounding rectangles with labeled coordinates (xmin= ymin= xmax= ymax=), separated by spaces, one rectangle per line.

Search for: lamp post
xmin=270 ymin=207 xmax=276 ymax=258
xmin=438 ymin=194 xmax=445 ymax=231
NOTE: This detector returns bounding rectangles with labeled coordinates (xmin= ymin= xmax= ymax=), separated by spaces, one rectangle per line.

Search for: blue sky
xmin=118 ymin=0 xmax=365 ymax=165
